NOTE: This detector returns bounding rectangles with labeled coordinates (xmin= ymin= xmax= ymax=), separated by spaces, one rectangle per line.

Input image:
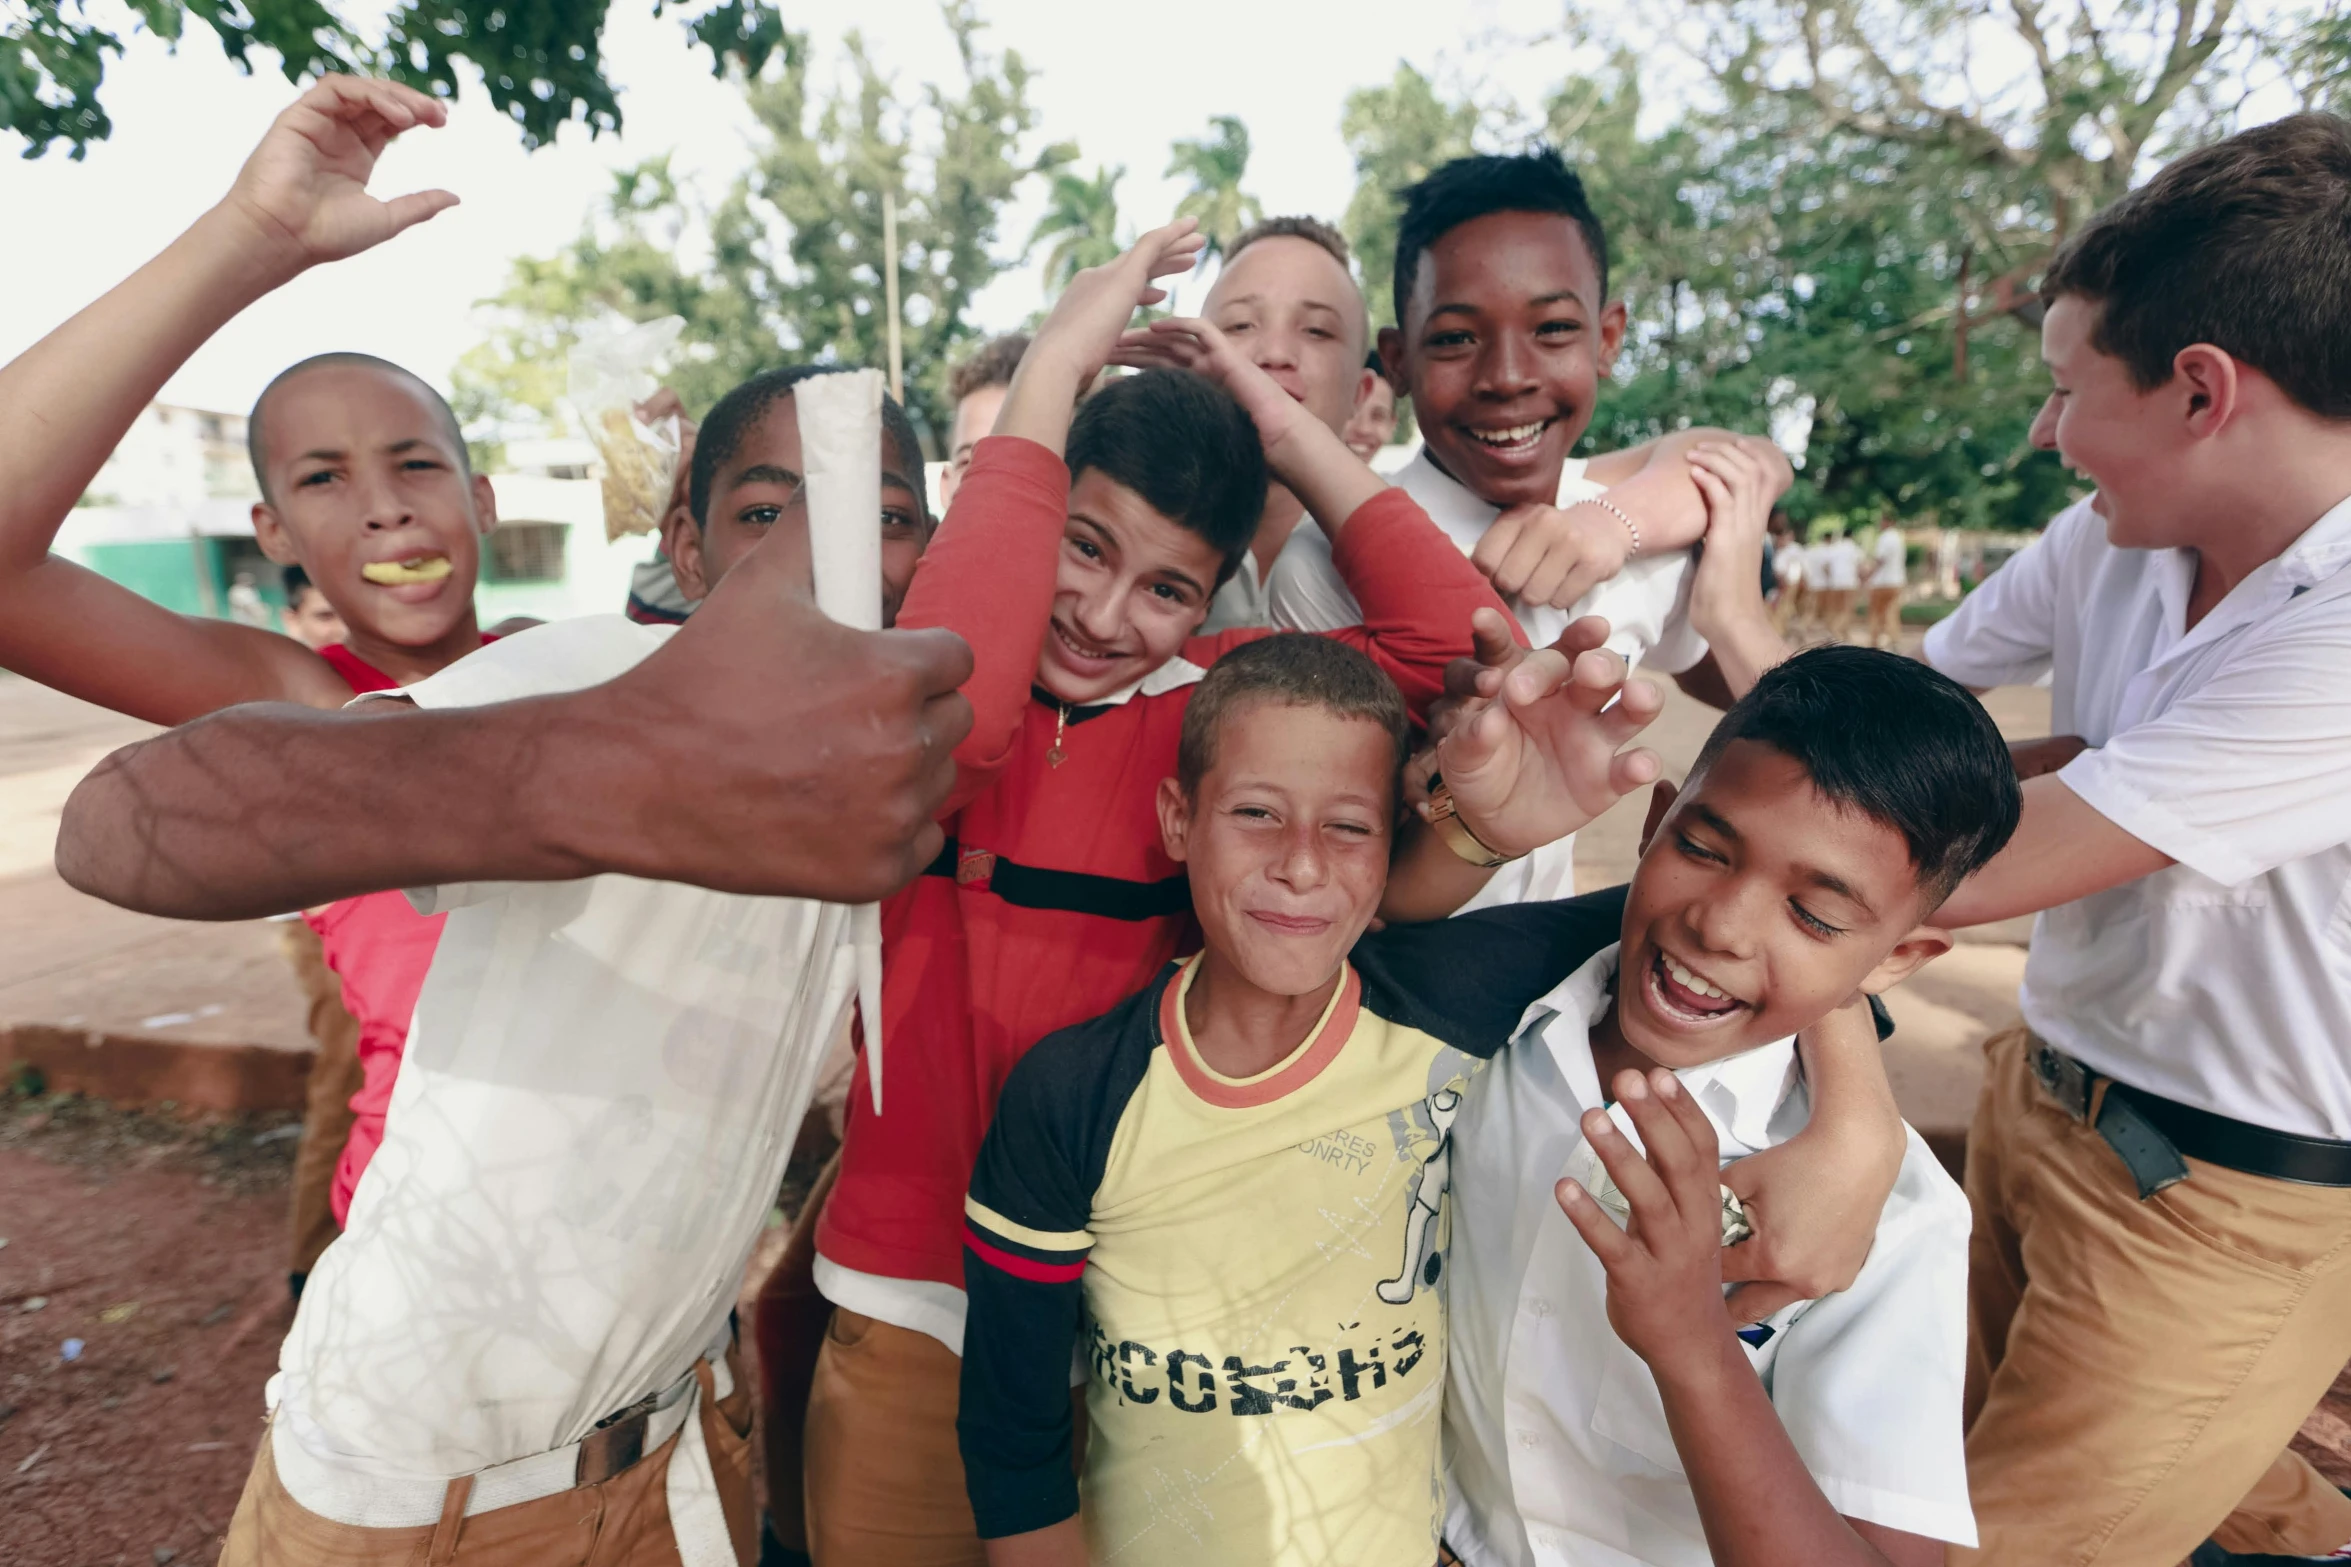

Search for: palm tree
xmin=1166 ymin=116 xmax=1262 ymax=261
xmin=1030 ymin=165 xmax=1126 ymax=295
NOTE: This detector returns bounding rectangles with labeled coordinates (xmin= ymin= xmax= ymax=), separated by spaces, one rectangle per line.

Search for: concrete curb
xmin=0 ymin=1023 xmax=308 ymax=1112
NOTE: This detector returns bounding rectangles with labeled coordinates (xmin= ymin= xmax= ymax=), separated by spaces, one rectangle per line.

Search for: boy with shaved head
xmin=0 ymin=79 xmax=506 ymax=1285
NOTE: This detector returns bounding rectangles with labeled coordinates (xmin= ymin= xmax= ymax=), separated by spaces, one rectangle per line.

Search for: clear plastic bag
xmin=568 ymin=316 xmax=687 ymax=541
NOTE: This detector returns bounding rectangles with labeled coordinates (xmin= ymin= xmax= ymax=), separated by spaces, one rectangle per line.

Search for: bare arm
xmin=57 ymin=530 xmax=976 ymax=917
xmin=1935 ymin=773 xmax=2171 ymax=930
xmin=983 ymin=1521 xmax=1089 ymax=1567
xmin=0 ymin=77 xmax=460 ymax=723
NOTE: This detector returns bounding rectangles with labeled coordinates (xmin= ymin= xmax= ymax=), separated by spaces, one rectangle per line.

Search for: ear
xmin=1352 ymin=366 xmax=1381 ymax=414
xmin=1858 ymin=923 xmax=1954 ymax=994
xmin=663 ymin=505 xmax=713 ymax=603
xmin=250 ymin=501 xmax=299 ymax=566
xmin=1375 ymin=326 xmax=1409 ymax=394
xmin=1635 ymin=778 xmax=1680 ymax=856
xmin=469 ymin=472 xmax=500 ymax=537
xmin=1156 ymin=775 xmax=1195 ymax=864
xmin=1596 ymin=297 xmax=1630 ymax=380
xmin=2172 ymin=344 xmax=2242 ymax=439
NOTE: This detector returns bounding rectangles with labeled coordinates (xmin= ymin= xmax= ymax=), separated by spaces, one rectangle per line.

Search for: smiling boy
xmin=1268 ymin=150 xmax=1797 ymax=914
xmin=1436 ymin=646 xmax=2018 ymax=1567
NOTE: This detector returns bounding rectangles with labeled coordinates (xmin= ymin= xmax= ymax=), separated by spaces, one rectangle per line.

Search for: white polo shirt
xmin=1819 ymin=535 xmax=1863 ymax=591
xmin=1923 ymin=494 xmax=2351 ymax=1138
xmin=1267 ymin=450 xmax=1709 ymax=911
xmin=271 ymin=617 xmax=859 ymax=1505
xmin=1444 ymin=947 xmax=1977 ymax=1566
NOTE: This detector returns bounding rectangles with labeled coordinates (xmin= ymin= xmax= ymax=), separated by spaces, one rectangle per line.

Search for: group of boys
xmin=11 ymin=67 xmax=2351 ymax=1567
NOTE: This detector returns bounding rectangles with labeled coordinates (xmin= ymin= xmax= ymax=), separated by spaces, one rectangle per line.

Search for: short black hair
xmin=1065 ymin=369 xmax=1266 ymax=589
xmin=1689 ymin=646 xmax=2020 ymax=903
xmin=2044 ymin=113 xmax=2351 ymax=417
xmin=1178 ymin=633 xmax=1409 ymax=798
xmin=248 ymin=353 xmax=468 ymax=505
xmin=689 ymin=366 xmax=931 ymax=530
xmin=1391 ymin=148 xmax=1610 ymax=329
xmin=282 ymin=563 xmax=314 ymax=609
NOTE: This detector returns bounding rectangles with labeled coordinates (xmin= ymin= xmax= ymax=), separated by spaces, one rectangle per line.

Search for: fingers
xmin=306 ymin=74 xmax=448 ymax=131
xmin=1608 ymin=746 xmax=1662 ymax=796
xmin=382 ymin=189 xmax=461 ymax=235
xmin=1613 ymin=1070 xmax=1715 ymax=1211
xmin=1500 ymin=639 xmax=1622 ymax=714
xmin=1471 ymin=606 xmax=1522 ymax=668
xmin=1579 ymin=1099 xmax=1676 ymax=1230
xmin=1129 ymin=218 xmax=1206 ymax=277
xmin=1555 ymin=1177 xmax=1642 ymax=1271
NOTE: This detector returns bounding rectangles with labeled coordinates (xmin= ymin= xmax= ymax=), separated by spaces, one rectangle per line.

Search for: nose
xmin=357 ymin=464 xmax=415 ymax=532
xmin=1270 ymin=819 xmax=1328 ymax=892
xmin=1476 ymin=331 xmax=1538 ymax=401
xmin=1252 ymin=324 xmax=1300 ymax=373
xmin=1685 ymin=882 xmax=1762 ymax=964
xmin=2029 ymin=393 xmax=2060 ymax=452
xmin=1070 ymin=578 xmax=1128 ymax=646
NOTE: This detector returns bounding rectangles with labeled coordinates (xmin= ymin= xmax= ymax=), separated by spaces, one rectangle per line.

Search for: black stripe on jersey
xmin=922 ymin=837 xmax=1193 ymax=922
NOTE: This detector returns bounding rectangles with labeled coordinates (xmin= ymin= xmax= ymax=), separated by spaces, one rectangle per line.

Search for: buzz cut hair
xmin=1227 ymin=215 xmax=1354 ymax=271
xmin=247 ymin=353 xmax=469 ymax=505
xmin=1176 ymin=633 xmax=1410 ymax=801
xmin=948 ymin=333 xmax=1032 ymax=406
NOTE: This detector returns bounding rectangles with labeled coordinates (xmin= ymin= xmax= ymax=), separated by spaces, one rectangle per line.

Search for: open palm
xmin=222 ymin=76 xmax=458 ymax=271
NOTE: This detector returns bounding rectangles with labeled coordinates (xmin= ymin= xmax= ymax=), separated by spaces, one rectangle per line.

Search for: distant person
xmin=1769 ymin=511 xmax=1805 ymax=635
xmin=227 ymin=568 xmax=274 ymax=628
xmin=278 ymin=563 xmax=347 ymax=649
xmin=1867 ymin=517 xmax=1907 ymax=648
xmin=1816 ymin=528 xmax=1862 ymax=640
xmin=1194 ymin=216 xmax=1386 ymax=632
xmin=942 ymin=332 xmax=1030 ymax=511
xmin=1342 ymin=345 xmax=1399 ymax=460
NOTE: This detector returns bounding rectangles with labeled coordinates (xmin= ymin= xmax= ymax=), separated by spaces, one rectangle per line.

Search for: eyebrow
xmin=881 ymin=470 xmax=920 ymax=497
xmin=1220 ymin=291 xmax=1347 ymax=317
xmin=1425 ymin=288 xmax=1588 ymax=322
xmin=1689 ymin=801 xmax=1879 ymax=917
xmin=725 ymin=463 xmax=803 ymax=491
xmin=1073 ymin=512 xmax=1211 ymax=598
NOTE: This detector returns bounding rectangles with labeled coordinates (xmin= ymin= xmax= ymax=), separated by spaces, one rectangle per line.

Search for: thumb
xmin=381 ymin=188 xmax=461 ymax=236
xmin=1470 ymin=606 xmax=1522 ymax=667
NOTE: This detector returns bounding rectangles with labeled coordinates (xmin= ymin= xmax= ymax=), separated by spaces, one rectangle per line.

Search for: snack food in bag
xmin=568 ymin=317 xmax=687 ymax=541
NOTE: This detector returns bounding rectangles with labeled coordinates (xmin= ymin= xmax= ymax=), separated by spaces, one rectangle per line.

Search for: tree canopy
xmin=1166 ymin=114 xmax=1262 ymax=258
xmin=3 ymin=0 xmax=786 ymax=158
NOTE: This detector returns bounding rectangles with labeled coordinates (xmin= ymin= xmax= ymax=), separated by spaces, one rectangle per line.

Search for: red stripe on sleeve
xmin=963 ymin=1223 xmax=1088 ymax=1285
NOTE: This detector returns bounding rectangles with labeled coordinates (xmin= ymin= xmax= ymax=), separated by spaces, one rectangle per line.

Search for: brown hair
xmin=2043 ymin=113 xmax=2351 ymax=417
xmin=1227 ymin=215 xmax=1354 ymax=270
xmin=947 ymin=333 xmax=1031 ymax=405
xmin=1176 ymin=634 xmax=1409 ymax=798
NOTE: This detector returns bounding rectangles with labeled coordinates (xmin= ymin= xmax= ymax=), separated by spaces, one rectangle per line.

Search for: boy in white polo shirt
xmin=1920 ymin=113 xmax=2351 ymax=1565
xmin=1436 ymin=646 xmax=2020 ymax=1567
xmin=1269 ymin=149 xmax=1796 ymax=913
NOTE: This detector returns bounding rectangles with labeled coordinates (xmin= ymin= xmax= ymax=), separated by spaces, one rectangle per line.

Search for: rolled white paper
xmin=795 ymin=370 xmax=889 ymax=1114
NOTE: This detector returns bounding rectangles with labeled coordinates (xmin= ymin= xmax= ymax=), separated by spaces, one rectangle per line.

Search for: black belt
xmin=2028 ymin=1041 xmax=2351 ymax=1196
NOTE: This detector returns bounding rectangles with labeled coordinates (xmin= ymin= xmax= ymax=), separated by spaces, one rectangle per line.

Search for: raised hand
xmin=1432 ymin=615 xmax=1664 ymax=859
xmin=1556 ymin=1069 xmax=1736 ymax=1365
xmin=218 ymin=76 xmax=458 ymax=278
xmin=1028 ymin=221 xmax=1207 ymax=384
xmin=1110 ymin=315 xmax=1311 ymax=455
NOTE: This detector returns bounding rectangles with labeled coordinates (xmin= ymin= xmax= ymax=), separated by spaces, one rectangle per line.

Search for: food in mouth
xmin=360 ymin=555 xmax=453 ymax=586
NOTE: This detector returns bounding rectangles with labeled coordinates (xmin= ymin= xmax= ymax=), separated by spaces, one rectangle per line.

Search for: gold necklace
xmin=1047 ymin=702 xmax=1069 ymax=768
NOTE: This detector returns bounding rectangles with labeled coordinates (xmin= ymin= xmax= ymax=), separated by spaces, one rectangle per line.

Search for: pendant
xmin=1046 ymin=745 xmax=1066 ymax=768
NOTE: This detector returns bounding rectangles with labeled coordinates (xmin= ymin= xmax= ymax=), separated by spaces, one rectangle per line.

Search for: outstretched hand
xmin=219 ymin=76 xmax=458 ymax=278
xmin=1556 ymin=1068 xmax=1737 ymax=1366
xmin=1111 ymin=315 xmax=1310 ymax=455
xmin=1430 ymin=608 xmax=1663 ymax=859
xmin=1028 ymin=221 xmax=1207 ymax=385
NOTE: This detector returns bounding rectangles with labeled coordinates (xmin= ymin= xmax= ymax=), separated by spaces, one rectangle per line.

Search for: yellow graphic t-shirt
xmin=959 ymin=894 xmax=1625 ymax=1566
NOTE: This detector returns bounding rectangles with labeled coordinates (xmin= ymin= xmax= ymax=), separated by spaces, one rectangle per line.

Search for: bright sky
xmin=0 ymin=0 xmax=1585 ymax=418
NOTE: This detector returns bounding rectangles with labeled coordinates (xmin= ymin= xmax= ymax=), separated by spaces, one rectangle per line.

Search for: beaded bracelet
xmin=1577 ymin=494 xmax=1641 ymax=561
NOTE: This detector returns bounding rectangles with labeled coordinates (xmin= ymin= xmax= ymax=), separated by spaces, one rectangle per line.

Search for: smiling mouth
xmin=1050 ymin=618 xmax=1128 ymax=668
xmin=1644 ymin=947 xmax=1748 ymax=1026
xmin=1248 ymin=911 xmax=1332 ymax=935
xmin=1462 ymin=420 xmax=1553 ymax=456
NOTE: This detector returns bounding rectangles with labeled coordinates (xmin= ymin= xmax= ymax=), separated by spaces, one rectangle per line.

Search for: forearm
xmin=1328 ymin=494 xmax=1520 ymax=716
xmin=983 ymin=1520 xmax=1088 ymax=1567
xmin=1654 ymin=1335 xmax=1904 ymax=1567
xmin=1795 ymin=1000 xmax=1903 ymax=1186
xmin=1687 ymin=611 xmax=1788 ymax=702
xmin=1378 ymin=813 xmax=1500 ymax=924
xmin=1594 ymin=429 xmax=1791 ymax=560
xmin=1936 ymin=773 xmax=2172 ymax=929
xmin=1265 ymin=416 xmax=1386 ymax=539
xmin=0 ymin=207 xmax=289 ymax=576
xmin=55 ymin=697 xmax=608 ymax=918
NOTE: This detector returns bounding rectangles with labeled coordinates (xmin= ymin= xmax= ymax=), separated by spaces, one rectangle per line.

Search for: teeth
xmin=1666 ymin=958 xmax=1730 ymax=1002
xmin=1469 ymin=422 xmax=1546 ymax=447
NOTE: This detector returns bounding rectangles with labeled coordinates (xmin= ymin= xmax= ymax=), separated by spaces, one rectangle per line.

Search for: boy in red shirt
xmin=0 ymin=79 xmax=500 ymax=1278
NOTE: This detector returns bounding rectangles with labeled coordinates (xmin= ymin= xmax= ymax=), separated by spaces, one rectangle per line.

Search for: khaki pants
xmin=221 ymin=1358 xmax=756 ymax=1567
xmin=283 ymin=921 xmax=363 ymax=1281
xmin=1866 ymin=584 xmax=1903 ymax=648
xmin=1959 ymin=1026 xmax=2351 ymax=1564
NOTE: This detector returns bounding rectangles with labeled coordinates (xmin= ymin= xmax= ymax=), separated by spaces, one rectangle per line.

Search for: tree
xmin=453 ymin=1 xmax=1068 ymax=453
xmin=1029 ymin=164 xmax=1125 ymax=294
xmin=3 ymin=0 xmax=786 ymax=159
xmin=1338 ymin=64 xmax=1480 ymax=328
xmin=1165 ymin=114 xmax=1261 ymax=259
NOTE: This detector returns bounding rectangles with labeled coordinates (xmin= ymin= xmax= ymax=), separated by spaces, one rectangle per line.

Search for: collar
xmin=1508 ymin=943 xmax=1799 ymax=1156
xmin=1392 ymin=447 xmax=1592 ymax=534
xmin=1030 ymin=655 xmax=1208 ymax=724
xmin=2277 ymin=489 xmax=2351 ymax=589
xmin=2142 ymin=487 xmax=2351 ymax=665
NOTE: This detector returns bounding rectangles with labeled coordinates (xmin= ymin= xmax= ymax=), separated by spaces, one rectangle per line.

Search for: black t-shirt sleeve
xmin=1351 ymin=885 xmax=1628 ymax=1057
xmin=958 ymin=982 xmax=1159 ymax=1539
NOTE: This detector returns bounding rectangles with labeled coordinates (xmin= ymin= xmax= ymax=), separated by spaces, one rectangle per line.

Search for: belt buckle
xmin=2030 ymin=1043 xmax=2092 ymax=1121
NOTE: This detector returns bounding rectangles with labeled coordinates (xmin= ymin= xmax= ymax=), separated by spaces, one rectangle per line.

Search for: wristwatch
xmin=1425 ymin=776 xmax=1522 ymax=868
